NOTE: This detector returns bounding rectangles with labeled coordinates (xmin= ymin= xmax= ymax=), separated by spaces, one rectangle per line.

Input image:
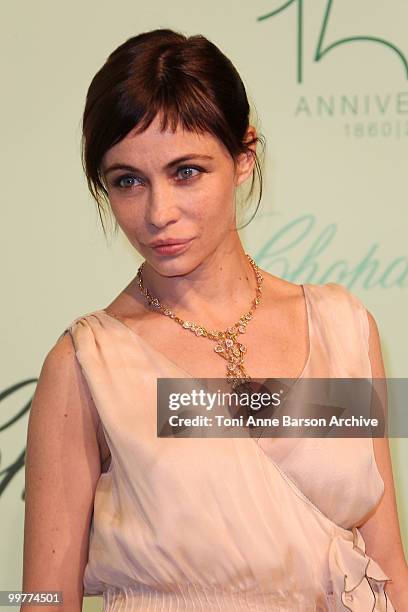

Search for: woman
xmin=22 ymin=28 xmax=407 ymax=611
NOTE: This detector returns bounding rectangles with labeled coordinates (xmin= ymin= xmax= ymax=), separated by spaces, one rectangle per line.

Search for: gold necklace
xmin=135 ymin=253 xmax=263 ymax=391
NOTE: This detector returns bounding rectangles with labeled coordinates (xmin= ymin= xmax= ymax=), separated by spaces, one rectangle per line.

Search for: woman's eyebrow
xmin=103 ymin=154 xmax=213 ymax=176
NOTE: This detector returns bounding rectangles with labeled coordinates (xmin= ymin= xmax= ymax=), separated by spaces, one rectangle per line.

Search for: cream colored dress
xmin=60 ymin=282 xmax=395 ymax=611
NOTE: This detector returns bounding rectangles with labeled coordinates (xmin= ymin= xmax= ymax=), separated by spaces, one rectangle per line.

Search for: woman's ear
xmin=235 ymin=126 xmax=258 ymax=187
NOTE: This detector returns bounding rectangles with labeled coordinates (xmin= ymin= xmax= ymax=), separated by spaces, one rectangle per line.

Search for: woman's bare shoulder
xmin=258 ymin=269 xmax=304 ymax=302
xmin=102 ymin=277 xmax=151 ymax=325
xmin=43 ymin=331 xmax=101 ymax=435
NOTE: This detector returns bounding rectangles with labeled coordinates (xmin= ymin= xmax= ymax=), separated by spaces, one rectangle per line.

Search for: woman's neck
xmin=135 ymin=244 xmax=258 ymax=327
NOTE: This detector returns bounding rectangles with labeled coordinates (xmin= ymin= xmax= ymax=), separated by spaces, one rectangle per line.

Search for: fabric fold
xmin=328 ymin=526 xmax=395 ymax=611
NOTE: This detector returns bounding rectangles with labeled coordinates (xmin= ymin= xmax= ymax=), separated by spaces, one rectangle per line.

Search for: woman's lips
xmin=151 ymin=239 xmax=194 ymax=256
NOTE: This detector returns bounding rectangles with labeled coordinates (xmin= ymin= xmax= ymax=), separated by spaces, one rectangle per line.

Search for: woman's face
xmin=101 ymin=113 xmax=256 ymax=274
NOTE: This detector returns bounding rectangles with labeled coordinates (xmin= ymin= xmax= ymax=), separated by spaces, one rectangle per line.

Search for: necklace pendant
xmin=238 ymin=342 xmax=247 ymax=354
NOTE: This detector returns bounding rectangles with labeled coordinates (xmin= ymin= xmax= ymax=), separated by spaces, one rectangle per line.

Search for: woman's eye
xmin=176 ymin=166 xmax=201 ymax=180
xmin=111 ymin=166 xmax=203 ymax=190
xmin=113 ymin=175 xmax=142 ymax=189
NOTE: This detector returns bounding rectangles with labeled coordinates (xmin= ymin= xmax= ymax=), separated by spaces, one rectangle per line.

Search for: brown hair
xmin=81 ymin=28 xmax=265 ymax=236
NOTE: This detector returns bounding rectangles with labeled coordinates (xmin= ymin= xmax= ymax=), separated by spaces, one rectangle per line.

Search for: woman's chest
xmin=129 ymin=314 xmax=311 ymax=381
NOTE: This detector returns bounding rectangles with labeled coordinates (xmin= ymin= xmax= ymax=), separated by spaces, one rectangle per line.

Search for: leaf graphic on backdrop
xmin=0 ymin=379 xmax=37 ymax=500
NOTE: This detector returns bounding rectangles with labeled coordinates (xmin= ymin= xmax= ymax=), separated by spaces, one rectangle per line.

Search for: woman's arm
xmin=358 ymin=310 xmax=408 ymax=607
xmin=21 ymin=332 xmax=102 ymax=611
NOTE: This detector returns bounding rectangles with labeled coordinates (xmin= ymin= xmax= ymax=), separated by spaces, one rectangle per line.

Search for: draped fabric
xmin=60 ymin=282 xmax=394 ymax=611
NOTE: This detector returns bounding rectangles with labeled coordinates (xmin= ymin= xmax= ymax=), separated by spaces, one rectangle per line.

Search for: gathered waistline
xmin=102 ymin=584 xmax=329 ymax=611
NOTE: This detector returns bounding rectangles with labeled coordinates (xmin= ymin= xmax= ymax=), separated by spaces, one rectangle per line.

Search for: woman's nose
xmin=145 ymin=182 xmax=180 ymax=228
